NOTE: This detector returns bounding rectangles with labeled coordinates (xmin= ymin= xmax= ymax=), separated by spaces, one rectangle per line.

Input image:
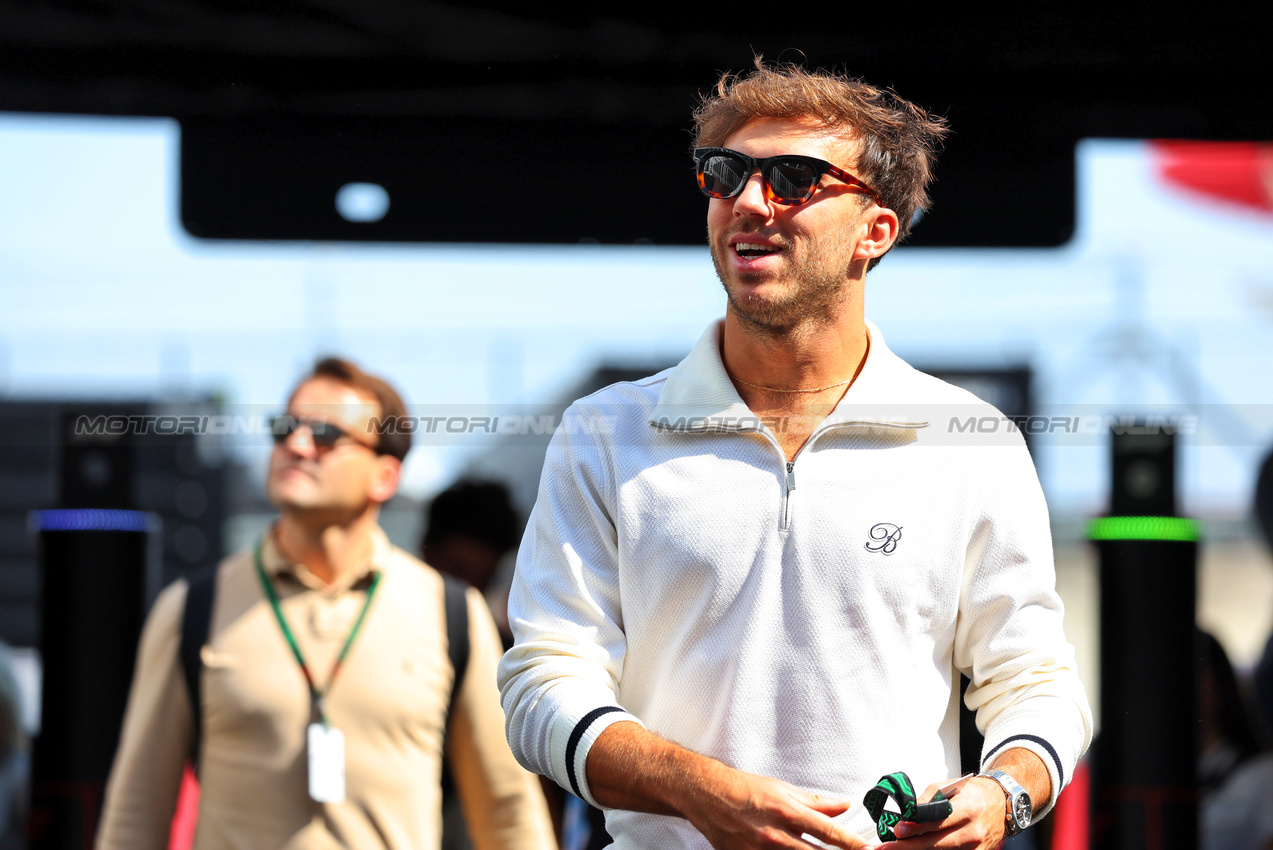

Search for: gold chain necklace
xmin=725 ymin=369 xmax=855 ymax=394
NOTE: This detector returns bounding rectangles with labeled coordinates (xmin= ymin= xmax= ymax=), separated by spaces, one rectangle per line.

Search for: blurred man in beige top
xmin=97 ymin=358 xmax=554 ymax=850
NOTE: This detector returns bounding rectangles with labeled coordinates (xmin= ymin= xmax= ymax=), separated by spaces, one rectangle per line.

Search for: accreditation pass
xmin=308 ymin=723 xmax=346 ymax=803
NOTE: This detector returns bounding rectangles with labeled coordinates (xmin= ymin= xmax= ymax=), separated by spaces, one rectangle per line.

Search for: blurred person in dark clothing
xmin=422 ymin=480 xmax=522 ymax=649
xmin=0 ymin=645 xmax=27 ymax=850
xmin=1200 ymin=630 xmax=1273 ymax=850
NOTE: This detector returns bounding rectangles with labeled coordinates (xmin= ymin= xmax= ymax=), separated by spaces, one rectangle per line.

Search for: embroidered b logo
xmin=865 ymin=523 xmax=902 ymax=555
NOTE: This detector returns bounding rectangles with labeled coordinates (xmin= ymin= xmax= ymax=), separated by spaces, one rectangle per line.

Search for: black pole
xmin=29 ymin=410 xmax=159 ymax=850
xmin=1091 ymin=427 xmax=1198 ymax=850
xmin=28 ymin=510 xmax=157 ymax=850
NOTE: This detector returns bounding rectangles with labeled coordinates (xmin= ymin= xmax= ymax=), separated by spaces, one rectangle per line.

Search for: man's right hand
xmin=683 ymin=766 xmax=869 ymax=849
xmin=588 ymin=722 xmax=870 ymax=850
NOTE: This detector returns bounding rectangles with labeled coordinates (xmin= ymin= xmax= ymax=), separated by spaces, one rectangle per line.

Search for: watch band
xmin=981 ymin=769 xmax=1032 ymax=836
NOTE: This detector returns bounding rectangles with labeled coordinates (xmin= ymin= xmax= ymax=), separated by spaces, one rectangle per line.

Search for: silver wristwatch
xmin=981 ymin=769 xmax=1032 ymax=836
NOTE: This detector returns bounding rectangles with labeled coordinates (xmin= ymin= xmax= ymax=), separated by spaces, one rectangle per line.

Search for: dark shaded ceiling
xmin=2 ymin=3 xmax=1270 ymax=246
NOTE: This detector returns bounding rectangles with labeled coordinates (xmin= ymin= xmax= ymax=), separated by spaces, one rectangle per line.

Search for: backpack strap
xmin=441 ymin=575 xmax=470 ymax=730
xmin=179 ymin=570 xmax=217 ymax=771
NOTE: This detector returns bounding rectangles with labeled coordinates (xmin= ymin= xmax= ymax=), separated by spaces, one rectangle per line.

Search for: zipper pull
xmin=786 ymin=461 xmax=796 ymax=490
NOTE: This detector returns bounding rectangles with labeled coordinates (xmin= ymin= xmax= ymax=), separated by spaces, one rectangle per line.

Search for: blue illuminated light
xmin=31 ymin=509 xmax=153 ymax=533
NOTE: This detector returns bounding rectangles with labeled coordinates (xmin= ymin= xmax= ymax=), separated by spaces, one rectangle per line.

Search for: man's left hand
xmin=870 ymin=776 xmax=1005 ymax=850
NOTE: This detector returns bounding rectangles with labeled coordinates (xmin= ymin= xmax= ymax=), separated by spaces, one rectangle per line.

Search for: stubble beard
xmin=710 ymin=226 xmax=855 ymax=340
xmin=267 ymin=461 xmax=356 ymax=527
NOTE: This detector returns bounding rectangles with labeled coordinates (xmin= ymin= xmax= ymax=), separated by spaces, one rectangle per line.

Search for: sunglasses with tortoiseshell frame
xmin=693 ymin=147 xmax=883 ymax=207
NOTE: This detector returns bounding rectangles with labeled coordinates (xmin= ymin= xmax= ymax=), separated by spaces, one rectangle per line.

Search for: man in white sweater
xmin=499 ymin=60 xmax=1092 ymax=850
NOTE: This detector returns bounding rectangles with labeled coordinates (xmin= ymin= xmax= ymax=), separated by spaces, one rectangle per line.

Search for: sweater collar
xmin=262 ymin=523 xmax=391 ymax=594
xmin=649 ymin=320 xmax=930 ymax=433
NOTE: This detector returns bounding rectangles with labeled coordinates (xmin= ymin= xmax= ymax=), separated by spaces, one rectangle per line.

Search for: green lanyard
xmin=253 ymin=540 xmax=383 ymax=727
xmin=863 ymin=771 xmax=954 ymax=841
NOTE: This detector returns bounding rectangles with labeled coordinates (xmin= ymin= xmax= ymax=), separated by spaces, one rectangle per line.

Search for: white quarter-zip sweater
xmin=499 ymin=320 xmax=1092 ymax=847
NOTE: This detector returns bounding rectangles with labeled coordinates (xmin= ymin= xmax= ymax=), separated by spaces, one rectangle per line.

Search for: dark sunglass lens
xmin=269 ymin=415 xmax=295 ymax=443
xmin=700 ymin=154 xmax=747 ymax=198
xmin=767 ymin=161 xmax=818 ymax=203
xmin=307 ymin=421 xmax=345 ymax=447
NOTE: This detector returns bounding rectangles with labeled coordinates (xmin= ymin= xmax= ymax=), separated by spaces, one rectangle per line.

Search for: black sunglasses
xmin=693 ymin=147 xmax=882 ymax=207
xmin=269 ymin=415 xmax=377 ymax=451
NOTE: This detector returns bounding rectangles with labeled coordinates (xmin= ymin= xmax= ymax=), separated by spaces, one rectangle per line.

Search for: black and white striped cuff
xmin=553 ymin=706 xmax=643 ymax=808
xmin=982 ymin=733 xmax=1066 ymax=814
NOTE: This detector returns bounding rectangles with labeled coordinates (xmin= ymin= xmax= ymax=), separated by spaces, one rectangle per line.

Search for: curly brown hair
xmin=693 ymin=59 xmax=949 ymax=263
